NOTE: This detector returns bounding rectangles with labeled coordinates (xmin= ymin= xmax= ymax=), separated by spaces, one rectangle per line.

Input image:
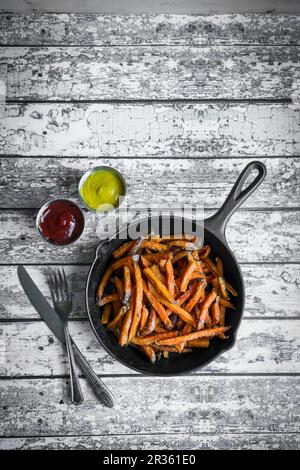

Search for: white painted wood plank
xmin=0 ymin=377 xmax=298 ymax=435
xmin=1 ymin=433 xmax=298 ymax=450
xmin=1 ymin=319 xmax=299 ymax=376
xmin=0 ymin=209 xmax=298 ymax=264
xmin=0 ymin=0 xmax=300 ymax=16
xmin=1 ymin=14 xmax=299 ymax=46
xmin=1 ymin=103 xmax=299 ymax=157
xmin=1 ymin=157 xmax=299 ymax=209
xmin=1 ymin=264 xmax=298 ymax=320
xmin=0 ymin=46 xmax=298 ymax=100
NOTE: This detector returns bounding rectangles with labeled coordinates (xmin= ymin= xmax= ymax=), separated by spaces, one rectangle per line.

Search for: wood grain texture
xmin=1 ymin=319 xmax=299 ymax=376
xmin=1 ymin=14 xmax=299 ymax=46
xmin=0 ymin=12 xmax=299 ymax=450
xmin=1 ymin=264 xmax=298 ymax=320
xmin=1 ymin=157 xmax=299 ymax=209
xmin=0 ymin=46 xmax=299 ymax=100
xmin=1 ymin=103 xmax=299 ymax=157
xmin=0 ymin=377 xmax=299 ymax=435
xmin=1 ymin=0 xmax=300 ymax=16
xmin=1 ymin=433 xmax=299 ymax=450
xmin=0 ymin=209 xmax=298 ymax=264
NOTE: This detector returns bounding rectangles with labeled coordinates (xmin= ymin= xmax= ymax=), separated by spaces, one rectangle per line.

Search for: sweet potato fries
xmin=96 ymin=235 xmax=237 ymax=363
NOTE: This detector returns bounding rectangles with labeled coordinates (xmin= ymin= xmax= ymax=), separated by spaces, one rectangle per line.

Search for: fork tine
xmin=58 ymin=268 xmax=67 ymax=301
xmin=61 ymin=268 xmax=71 ymax=301
xmin=54 ymin=270 xmax=62 ymax=302
xmin=49 ymin=271 xmax=57 ymax=303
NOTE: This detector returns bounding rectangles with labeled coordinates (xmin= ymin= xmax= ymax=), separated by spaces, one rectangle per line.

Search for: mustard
xmin=80 ymin=169 xmax=124 ymax=211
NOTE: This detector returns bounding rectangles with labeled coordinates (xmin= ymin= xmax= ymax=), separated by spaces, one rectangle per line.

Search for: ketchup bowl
xmin=36 ymin=199 xmax=85 ymax=246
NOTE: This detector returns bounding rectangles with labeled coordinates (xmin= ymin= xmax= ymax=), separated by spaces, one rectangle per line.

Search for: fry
xmin=225 ymin=282 xmax=238 ymax=297
xmin=216 ymin=257 xmax=223 ymax=276
xmin=176 ymin=323 xmax=193 ymax=352
xmin=187 ymin=339 xmax=210 ymax=348
xmin=211 ymin=297 xmax=220 ymax=326
xmin=141 ymin=307 xmax=157 ymax=335
xmin=219 ymin=305 xmax=226 ymax=326
xmin=142 ymin=280 xmax=173 ymax=329
xmin=172 ymin=250 xmax=187 ymax=263
xmin=99 ymin=293 xmax=120 ymax=306
xmin=119 ymin=292 xmax=134 ymax=346
xmin=123 ymin=265 xmax=131 ymax=305
xmin=139 ymin=345 xmax=156 ymax=363
xmin=157 ymin=326 xmax=230 ymax=346
xmin=140 ymin=305 xmax=149 ymax=331
xmin=198 ymin=245 xmax=211 ymax=258
xmin=165 ymin=258 xmax=175 ymax=297
xmin=107 ymin=305 xmax=128 ymax=330
xmin=128 ymin=261 xmax=143 ymax=342
xmin=140 ymin=255 xmax=152 ymax=268
xmin=158 ymin=298 xmax=197 ymax=327
xmin=179 ymin=253 xmax=196 ymax=292
xmin=112 ymin=256 xmax=135 ymax=271
xmin=96 ymin=265 xmax=113 ymax=302
xmin=219 ymin=276 xmax=229 ymax=299
xmin=111 ymin=276 xmax=124 ymax=300
xmin=198 ymin=289 xmax=217 ymax=327
xmin=218 ymin=305 xmax=228 ymax=339
xmin=150 ymin=264 xmax=167 ymax=285
xmin=144 ymin=267 xmax=175 ymax=303
xmin=143 ymin=252 xmax=172 ymax=262
xmin=176 ymin=283 xmax=197 ymax=304
xmin=185 ymin=281 xmax=206 ymax=313
xmin=154 ymin=324 xmax=170 ymax=333
xmin=112 ymin=241 xmax=135 ymax=259
xmin=101 ymin=303 xmax=112 ymax=324
xmin=132 ymin=331 xmax=179 ymax=346
xmin=219 ymin=298 xmax=235 ymax=309
xmin=142 ymin=240 xmax=168 ymax=251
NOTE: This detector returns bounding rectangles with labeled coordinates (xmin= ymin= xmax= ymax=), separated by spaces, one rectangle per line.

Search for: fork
xmin=49 ymin=268 xmax=84 ymax=405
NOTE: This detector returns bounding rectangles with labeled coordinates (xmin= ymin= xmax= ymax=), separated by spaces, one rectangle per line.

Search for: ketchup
xmin=37 ymin=200 xmax=84 ymax=245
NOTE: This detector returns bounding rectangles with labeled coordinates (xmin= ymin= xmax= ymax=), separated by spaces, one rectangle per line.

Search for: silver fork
xmin=49 ymin=268 xmax=84 ymax=405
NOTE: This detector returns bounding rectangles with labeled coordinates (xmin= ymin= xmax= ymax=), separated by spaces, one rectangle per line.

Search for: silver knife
xmin=18 ymin=265 xmax=115 ymax=408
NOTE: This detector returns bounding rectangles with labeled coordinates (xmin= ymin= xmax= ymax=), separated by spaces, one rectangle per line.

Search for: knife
xmin=18 ymin=265 xmax=115 ymax=408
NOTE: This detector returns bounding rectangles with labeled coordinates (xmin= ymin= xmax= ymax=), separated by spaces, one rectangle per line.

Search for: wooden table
xmin=0 ymin=13 xmax=299 ymax=450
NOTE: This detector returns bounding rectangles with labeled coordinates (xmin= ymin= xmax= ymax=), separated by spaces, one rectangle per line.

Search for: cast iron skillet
xmin=86 ymin=161 xmax=266 ymax=375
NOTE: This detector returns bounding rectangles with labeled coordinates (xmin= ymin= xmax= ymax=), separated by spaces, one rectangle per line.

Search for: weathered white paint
xmin=1 ymin=377 xmax=299 ymax=435
xmin=0 ymin=45 xmax=299 ymax=99
xmin=1 ymin=157 xmax=299 ymax=209
xmin=1 ymin=14 xmax=299 ymax=46
xmin=1 ymin=319 xmax=299 ymax=376
xmin=1 ymin=103 xmax=299 ymax=157
xmin=1 ymin=433 xmax=299 ymax=450
xmin=0 ymin=0 xmax=299 ymax=15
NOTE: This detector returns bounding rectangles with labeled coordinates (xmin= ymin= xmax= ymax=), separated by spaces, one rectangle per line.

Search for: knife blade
xmin=17 ymin=265 xmax=115 ymax=408
xmin=18 ymin=265 xmax=65 ymax=343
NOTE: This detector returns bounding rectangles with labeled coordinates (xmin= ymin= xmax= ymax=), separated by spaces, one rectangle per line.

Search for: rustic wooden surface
xmin=1 ymin=103 xmax=299 ymax=157
xmin=0 ymin=13 xmax=299 ymax=451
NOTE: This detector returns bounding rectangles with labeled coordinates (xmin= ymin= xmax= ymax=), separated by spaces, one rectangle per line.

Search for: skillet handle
xmin=205 ymin=161 xmax=266 ymax=241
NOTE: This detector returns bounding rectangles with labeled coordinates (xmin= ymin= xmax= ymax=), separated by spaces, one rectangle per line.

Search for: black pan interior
xmin=86 ymin=216 xmax=244 ymax=375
